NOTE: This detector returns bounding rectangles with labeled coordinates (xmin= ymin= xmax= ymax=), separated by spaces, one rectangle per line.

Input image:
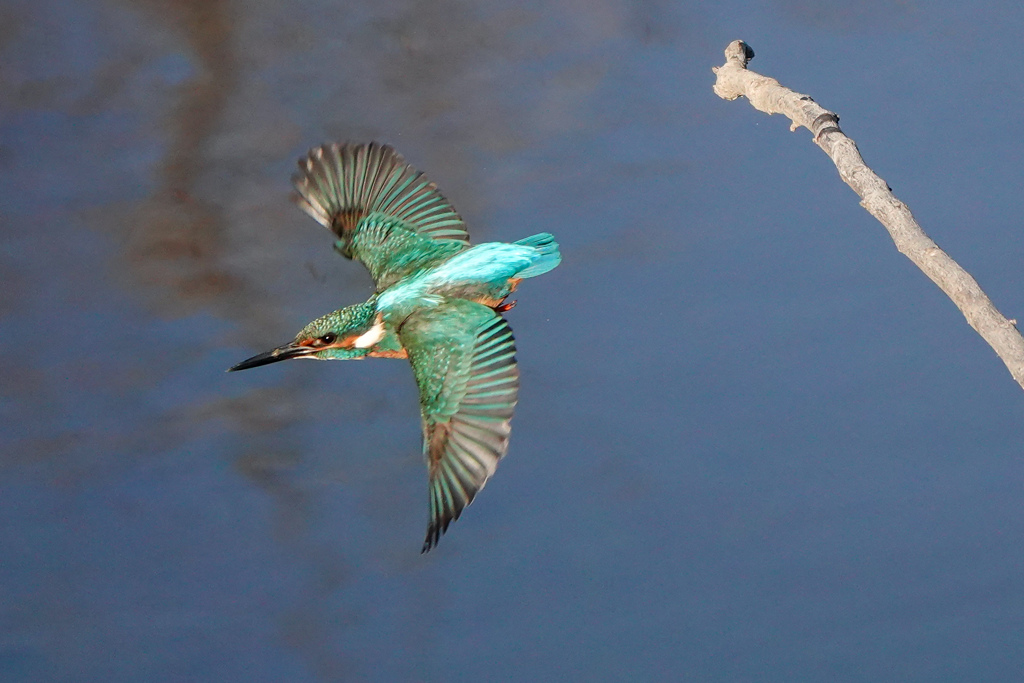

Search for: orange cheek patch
xmin=337 ymin=335 xmax=360 ymax=349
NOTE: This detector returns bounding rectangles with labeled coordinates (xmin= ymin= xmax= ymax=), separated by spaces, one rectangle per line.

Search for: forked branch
xmin=712 ymin=40 xmax=1024 ymax=392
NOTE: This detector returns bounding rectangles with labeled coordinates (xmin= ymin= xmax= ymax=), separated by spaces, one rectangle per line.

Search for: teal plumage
xmin=512 ymin=233 xmax=561 ymax=278
xmin=401 ymin=300 xmax=519 ymax=549
xmin=231 ymin=142 xmax=561 ymax=551
xmin=293 ymin=142 xmax=469 ymax=289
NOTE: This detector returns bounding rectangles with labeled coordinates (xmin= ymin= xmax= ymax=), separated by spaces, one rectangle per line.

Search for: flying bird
xmin=230 ymin=143 xmax=561 ymax=551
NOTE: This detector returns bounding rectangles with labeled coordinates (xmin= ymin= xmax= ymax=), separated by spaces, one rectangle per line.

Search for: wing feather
xmin=292 ymin=142 xmax=470 ymax=289
xmin=399 ymin=300 xmax=519 ymax=552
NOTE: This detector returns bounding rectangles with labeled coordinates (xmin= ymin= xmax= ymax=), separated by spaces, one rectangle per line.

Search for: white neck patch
xmin=353 ymin=316 xmax=386 ymax=349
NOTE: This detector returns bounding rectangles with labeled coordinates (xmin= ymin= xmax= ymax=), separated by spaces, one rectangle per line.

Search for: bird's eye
xmin=309 ymin=333 xmax=337 ymax=348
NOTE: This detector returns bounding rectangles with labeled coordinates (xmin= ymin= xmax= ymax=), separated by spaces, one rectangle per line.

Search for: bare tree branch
xmin=712 ymin=40 xmax=1024 ymax=392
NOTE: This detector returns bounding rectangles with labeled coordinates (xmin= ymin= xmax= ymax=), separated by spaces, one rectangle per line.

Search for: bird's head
xmin=229 ymin=298 xmax=387 ymax=371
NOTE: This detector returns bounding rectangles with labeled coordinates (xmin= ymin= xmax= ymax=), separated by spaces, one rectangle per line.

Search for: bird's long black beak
xmin=228 ymin=341 xmax=314 ymax=371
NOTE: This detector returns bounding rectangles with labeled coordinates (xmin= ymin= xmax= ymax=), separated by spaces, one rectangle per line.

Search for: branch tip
xmin=724 ymin=40 xmax=754 ymax=67
xmin=711 ymin=42 xmax=1024 ymax=392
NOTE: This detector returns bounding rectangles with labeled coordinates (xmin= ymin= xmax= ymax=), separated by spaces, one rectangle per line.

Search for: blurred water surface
xmin=2 ymin=0 xmax=1023 ymax=680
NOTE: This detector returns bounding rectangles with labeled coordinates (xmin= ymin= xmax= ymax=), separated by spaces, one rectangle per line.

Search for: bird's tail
xmin=513 ymin=233 xmax=562 ymax=278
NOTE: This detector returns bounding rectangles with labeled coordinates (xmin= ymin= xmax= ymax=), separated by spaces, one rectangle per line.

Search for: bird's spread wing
xmin=398 ymin=299 xmax=519 ymax=552
xmin=292 ymin=142 xmax=470 ymax=290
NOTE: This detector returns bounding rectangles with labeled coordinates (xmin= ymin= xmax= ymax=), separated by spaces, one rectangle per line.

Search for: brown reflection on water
xmin=115 ymin=0 xmax=241 ymax=317
xmin=97 ymin=0 xmax=361 ymax=675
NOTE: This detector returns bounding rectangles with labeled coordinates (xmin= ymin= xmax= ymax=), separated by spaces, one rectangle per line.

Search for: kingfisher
xmin=229 ymin=142 xmax=561 ymax=552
